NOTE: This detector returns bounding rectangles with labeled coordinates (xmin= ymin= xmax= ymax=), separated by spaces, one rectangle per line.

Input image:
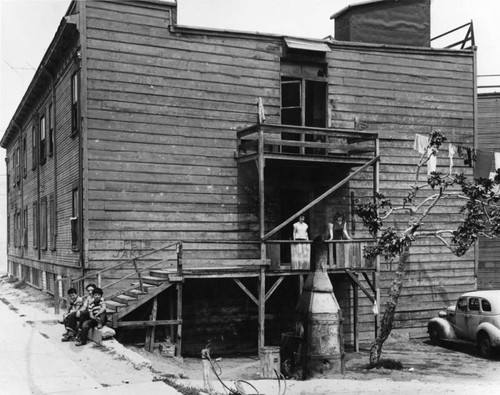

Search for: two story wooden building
xmin=2 ymin=0 xmax=476 ymax=355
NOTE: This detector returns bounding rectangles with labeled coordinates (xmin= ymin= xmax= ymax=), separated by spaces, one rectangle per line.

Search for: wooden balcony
xmin=237 ymin=123 xmax=378 ymax=165
xmin=265 ymin=239 xmax=376 ymax=273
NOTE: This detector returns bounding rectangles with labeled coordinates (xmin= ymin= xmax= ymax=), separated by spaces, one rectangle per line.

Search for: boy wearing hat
xmin=75 ymin=287 xmax=107 ymax=346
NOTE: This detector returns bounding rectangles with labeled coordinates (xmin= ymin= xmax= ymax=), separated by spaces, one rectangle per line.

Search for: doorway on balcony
xmin=280 ymin=62 xmax=328 ymax=154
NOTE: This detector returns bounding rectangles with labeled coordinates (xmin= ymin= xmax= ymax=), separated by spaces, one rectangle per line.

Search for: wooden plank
xmin=265 ymin=276 xmax=285 ymax=302
xmin=145 ymin=296 xmax=157 ymax=352
xmin=233 ymin=279 xmax=258 ymax=305
xmin=117 ymin=319 xmax=182 ymax=328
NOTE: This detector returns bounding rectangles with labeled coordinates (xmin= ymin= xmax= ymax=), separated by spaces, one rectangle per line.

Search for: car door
xmin=453 ymin=297 xmax=469 ymax=339
xmin=466 ymin=297 xmax=481 ymax=340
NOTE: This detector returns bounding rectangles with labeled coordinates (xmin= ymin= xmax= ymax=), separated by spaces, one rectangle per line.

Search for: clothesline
xmin=413 ymin=133 xmax=499 ymax=179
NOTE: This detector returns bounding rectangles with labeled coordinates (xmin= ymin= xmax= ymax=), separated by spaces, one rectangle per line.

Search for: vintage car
xmin=427 ymin=290 xmax=500 ymax=358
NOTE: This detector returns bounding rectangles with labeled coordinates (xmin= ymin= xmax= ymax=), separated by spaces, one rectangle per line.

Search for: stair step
xmin=131 ymin=282 xmax=155 ymax=290
xmin=106 ymin=300 xmax=127 ymax=310
xmin=141 ymin=275 xmax=168 ymax=286
xmin=106 ymin=309 xmax=117 ymax=315
xmin=149 ymin=269 xmax=175 ymax=278
xmin=113 ymin=294 xmax=138 ymax=305
xmin=125 ymin=289 xmax=148 ymax=297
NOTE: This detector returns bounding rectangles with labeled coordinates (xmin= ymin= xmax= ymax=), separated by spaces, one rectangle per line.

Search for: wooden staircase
xmin=105 ymin=270 xmax=183 ymax=328
xmin=70 ymin=242 xmax=184 ymax=354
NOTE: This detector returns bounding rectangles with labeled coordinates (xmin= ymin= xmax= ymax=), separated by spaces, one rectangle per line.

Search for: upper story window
xmin=31 ymin=125 xmax=37 ymax=170
xmin=23 ymin=136 xmax=27 ymax=177
xmin=48 ymin=103 xmax=54 ymax=157
xmin=13 ymin=147 xmax=20 ymax=186
xmin=40 ymin=114 xmax=46 ymax=164
xmin=71 ymin=70 xmax=80 ymax=136
xmin=280 ymin=75 xmax=327 ymax=128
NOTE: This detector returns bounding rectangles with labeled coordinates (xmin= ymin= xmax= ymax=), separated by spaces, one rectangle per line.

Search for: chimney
xmin=331 ymin=0 xmax=431 ymax=47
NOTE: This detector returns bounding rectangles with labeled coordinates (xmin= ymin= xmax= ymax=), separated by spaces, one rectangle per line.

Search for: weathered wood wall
xmin=4 ymin=20 xmax=82 ymax=285
xmin=82 ymin=0 xmax=475 ymax=344
xmin=328 ymin=44 xmax=475 ymax=337
xmin=477 ymin=93 xmax=500 ymax=290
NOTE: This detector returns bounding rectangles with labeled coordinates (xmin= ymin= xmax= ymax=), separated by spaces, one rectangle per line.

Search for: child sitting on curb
xmin=75 ymin=287 xmax=107 ymax=346
xmin=61 ymin=288 xmax=83 ymax=341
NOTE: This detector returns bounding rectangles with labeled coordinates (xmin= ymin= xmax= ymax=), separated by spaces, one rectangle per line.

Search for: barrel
xmin=260 ymin=346 xmax=281 ymax=378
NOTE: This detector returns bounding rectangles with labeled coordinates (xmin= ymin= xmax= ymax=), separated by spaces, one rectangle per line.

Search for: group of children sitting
xmin=61 ymin=283 xmax=107 ymax=346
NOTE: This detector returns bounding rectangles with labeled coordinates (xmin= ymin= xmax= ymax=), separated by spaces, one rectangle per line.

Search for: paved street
xmin=0 ymin=298 xmax=178 ymax=395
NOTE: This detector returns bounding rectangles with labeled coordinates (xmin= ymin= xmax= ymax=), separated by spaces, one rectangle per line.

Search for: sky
xmin=0 ymin=0 xmax=500 ymax=268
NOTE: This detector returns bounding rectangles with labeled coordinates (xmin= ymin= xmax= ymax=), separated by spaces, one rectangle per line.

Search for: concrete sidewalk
xmin=0 ymin=297 xmax=178 ymax=395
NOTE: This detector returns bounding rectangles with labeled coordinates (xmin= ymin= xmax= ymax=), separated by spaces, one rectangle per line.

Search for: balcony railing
xmin=237 ymin=124 xmax=378 ymax=163
xmin=265 ymin=239 xmax=376 ymax=271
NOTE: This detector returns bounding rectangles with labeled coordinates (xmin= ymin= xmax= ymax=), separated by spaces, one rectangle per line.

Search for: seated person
xmin=76 ymin=287 xmax=107 ymax=346
xmin=76 ymin=283 xmax=96 ymax=330
xmin=61 ymin=288 xmax=83 ymax=341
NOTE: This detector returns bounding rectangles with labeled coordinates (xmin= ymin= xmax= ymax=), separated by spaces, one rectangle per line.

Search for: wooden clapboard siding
xmin=477 ymin=93 xmax=500 ymax=290
xmin=84 ymin=0 xmax=278 ymax=266
xmin=328 ymin=43 xmax=474 ymax=340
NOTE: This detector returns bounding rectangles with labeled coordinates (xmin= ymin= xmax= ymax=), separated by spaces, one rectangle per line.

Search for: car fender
xmin=476 ymin=322 xmax=500 ymax=347
xmin=428 ymin=317 xmax=457 ymax=340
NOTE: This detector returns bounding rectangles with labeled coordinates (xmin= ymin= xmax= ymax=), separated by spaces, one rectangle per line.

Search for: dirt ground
xmin=2 ymin=274 xmax=500 ymax=394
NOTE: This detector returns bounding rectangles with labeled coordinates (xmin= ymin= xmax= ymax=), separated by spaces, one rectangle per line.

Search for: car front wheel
xmin=477 ymin=333 xmax=493 ymax=358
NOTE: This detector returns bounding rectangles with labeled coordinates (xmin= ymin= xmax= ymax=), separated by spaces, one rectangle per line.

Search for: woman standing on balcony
xmin=331 ymin=214 xmax=351 ymax=240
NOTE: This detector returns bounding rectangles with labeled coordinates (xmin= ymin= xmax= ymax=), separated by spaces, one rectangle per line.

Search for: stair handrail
xmin=70 ymin=241 xmax=181 ymax=288
xmin=104 ymin=256 xmax=177 ymax=294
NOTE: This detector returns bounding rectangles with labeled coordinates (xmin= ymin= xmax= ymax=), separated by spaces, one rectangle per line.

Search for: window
xmin=280 ymin=62 xmax=327 ymax=154
xmin=33 ymin=202 xmax=38 ymax=249
xmin=31 ymin=125 xmax=37 ymax=169
xmin=457 ymin=298 xmax=467 ymax=311
xmin=14 ymin=147 xmax=20 ymax=185
xmin=40 ymin=197 xmax=47 ymax=251
xmin=71 ymin=71 xmax=80 ymax=135
xmin=469 ymin=297 xmax=480 ymax=311
xmin=49 ymin=195 xmax=56 ymax=250
xmin=481 ymin=299 xmax=492 ymax=312
xmin=48 ymin=103 xmax=54 ymax=156
xmin=14 ymin=211 xmax=19 ymax=247
xmin=23 ymin=207 xmax=28 ymax=247
xmin=71 ymin=187 xmax=79 ymax=250
xmin=40 ymin=114 xmax=46 ymax=164
xmin=23 ymin=136 xmax=27 ymax=177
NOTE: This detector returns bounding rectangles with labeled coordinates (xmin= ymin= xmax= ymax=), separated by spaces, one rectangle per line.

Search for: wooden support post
xmin=169 ymin=293 xmax=175 ymax=341
xmin=176 ymin=282 xmax=183 ymax=357
xmin=353 ymin=274 xmax=359 ymax=352
xmin=258 ymin=266 xmax=265 ymax=354
xmin=132 ymin=259 xmax=144 ymax=293
xmin=145 ymin=296 xmax=158 ymax=352
xmin=97 ymin=273 xmax=102 ymax=288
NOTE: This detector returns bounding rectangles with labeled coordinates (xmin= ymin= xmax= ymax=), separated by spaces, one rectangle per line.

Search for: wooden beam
xmin=176 ymin=283 xmax=183 ymax=357
xmin=263 ymin=155 xmax=380 ymax=241
xmin=145 ymin=297 xmax=157 ymax=352
xmin=258 ymin=266 xmax=266 ymax=353
xmin=353 ymin=275 xmax=359 ymax=353
xmin=265 ymin=276 xmax=285 ymax=302
xmin=362 ymin=272 xmax=376 ymax=294
xmin=345 ymin=269 xmax=375 ymax=303
xmin=117 ymin=319 xmax=182 ymax=328
xmin=233 ymin=279 xmax=258 ymax=305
